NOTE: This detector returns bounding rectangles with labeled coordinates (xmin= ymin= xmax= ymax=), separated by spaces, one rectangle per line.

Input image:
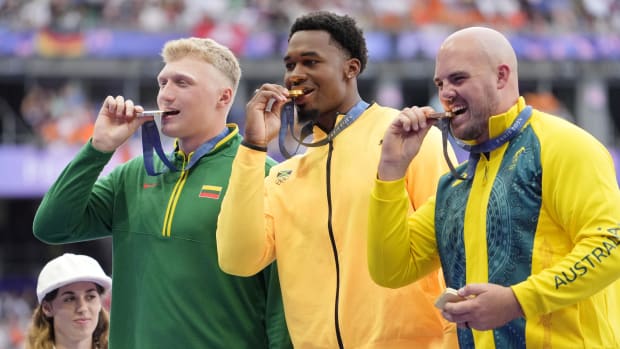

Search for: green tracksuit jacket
xmin=33 ymin=124 xmax=292 ymax=349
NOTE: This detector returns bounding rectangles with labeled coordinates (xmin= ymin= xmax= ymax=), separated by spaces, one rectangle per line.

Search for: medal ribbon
xmin=436 ymin=106 xmax=533 ymax=180
xmin=278 ymin=100 xmax=370 ymax=158
xmin=142 ymin=121 xmax=229 ymax=175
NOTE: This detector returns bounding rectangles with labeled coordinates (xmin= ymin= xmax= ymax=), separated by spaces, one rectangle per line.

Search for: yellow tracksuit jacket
xmin=218 ymin=102 xmax=458 ymax=348
xmin=368 ymin=97 xmax=620 ymax=348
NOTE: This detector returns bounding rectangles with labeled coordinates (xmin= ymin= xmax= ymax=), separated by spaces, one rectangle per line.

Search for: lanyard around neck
xmin=141 ymin=120 xmax=177 ymax=176
xmin=437 ymin=105 xmax=533 ymax=180
xmin=278 ymin=100 xmax=370 ymax=159
xmin=141 ymin=120 xmax=229 ymax=176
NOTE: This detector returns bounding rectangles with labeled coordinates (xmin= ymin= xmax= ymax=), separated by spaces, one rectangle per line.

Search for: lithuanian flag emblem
xmin=199 ymin=185 xmax=222 ymax=199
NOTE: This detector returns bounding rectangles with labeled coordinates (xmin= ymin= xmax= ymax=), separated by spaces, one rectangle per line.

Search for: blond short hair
xmin=161 ymin=37 xmax=241 ymax=93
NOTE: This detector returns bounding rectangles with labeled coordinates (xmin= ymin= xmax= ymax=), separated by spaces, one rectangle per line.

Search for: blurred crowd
xmin=0 ymin=290 xmax=32 ymax=349
xmin=17 ymin=79 xmax=170 ymax=162
xmin=0 ymin=0 xmax=618 ymax=150
xmin=0 ymin=0 xmax=619 ymax=35
xmin=20 ymin=81 xmax=96 ymax=147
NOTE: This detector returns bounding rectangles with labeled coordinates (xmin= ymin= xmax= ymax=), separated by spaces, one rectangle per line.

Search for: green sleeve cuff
xmin=84 ymin=138 xmax=115 ymax=160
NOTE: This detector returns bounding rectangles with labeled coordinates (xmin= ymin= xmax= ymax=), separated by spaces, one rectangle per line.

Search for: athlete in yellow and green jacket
xmin=368 ymin=26 xmax=620 ymax=349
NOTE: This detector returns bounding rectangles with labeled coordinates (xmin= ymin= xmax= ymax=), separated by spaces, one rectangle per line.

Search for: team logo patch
xmin=199 ymin=185 xmax=222 ymax=199
xmin=275 ymin=170 xmax=292 ymax=185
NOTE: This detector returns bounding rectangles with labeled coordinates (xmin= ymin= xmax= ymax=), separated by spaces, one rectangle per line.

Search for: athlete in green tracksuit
xmin=33 ymin=37 xmax=291 ymax=349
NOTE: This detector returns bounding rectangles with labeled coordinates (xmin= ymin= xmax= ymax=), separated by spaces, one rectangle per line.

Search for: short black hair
xmin=289 ymin=11 xmax=368 ymax=73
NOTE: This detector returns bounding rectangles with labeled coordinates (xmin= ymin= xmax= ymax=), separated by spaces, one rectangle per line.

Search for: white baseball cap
xmin=36 ymin=253 xmax=112 ymax=304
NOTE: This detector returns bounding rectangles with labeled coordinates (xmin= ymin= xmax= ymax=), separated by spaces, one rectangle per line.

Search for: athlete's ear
xmin=344 ymin=57 xmax=361 ymax=80
xmin=496 ymin=64 xmax=511 ymax=89
xmin=218 ymin=87 xmax=233 ymax=108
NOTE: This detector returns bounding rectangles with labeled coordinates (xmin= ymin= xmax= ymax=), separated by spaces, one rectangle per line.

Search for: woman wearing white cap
xmin=26 ymin=253 xmax=112 ymax=349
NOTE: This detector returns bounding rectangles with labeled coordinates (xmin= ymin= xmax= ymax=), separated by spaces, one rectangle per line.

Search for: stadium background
xmin=1 ymin=0 xmax=620 ymax=346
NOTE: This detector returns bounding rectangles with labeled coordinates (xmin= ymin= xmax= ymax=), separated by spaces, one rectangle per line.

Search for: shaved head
xmin=433 ymin=27 xmax=520 ymax=142
xmin=441 ymin=27 xmax=518 ymax=77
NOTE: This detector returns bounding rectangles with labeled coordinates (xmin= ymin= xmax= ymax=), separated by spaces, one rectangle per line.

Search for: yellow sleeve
xmin=217 ymin=146 xmax=276 ymax=276
xmin=368 ymin=178 xmax=441 ymax=288
xmin=369 ymin=126 xmax=456 ymax=345
xmin=405 ymin=127 xmax=454 ymax=209
xmin=512 ymin=125 xmax=620 ymax=317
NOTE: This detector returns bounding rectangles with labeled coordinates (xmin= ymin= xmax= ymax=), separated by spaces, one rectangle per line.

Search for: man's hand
xmin=244 ymin=84 xmax=290 ymax=147
xmin=92 ymin=95 xmax=147 ymax=152
xmin=377 ymin=106 xmax=437 ymax=181
xmin=441 ymin=283 xmax=525 ymax=331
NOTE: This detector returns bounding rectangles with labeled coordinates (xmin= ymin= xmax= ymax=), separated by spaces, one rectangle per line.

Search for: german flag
xmin=36 ymin=29 xmax=85 ymax=58
xmin=199 ymin=185 xmax=222 ymax=199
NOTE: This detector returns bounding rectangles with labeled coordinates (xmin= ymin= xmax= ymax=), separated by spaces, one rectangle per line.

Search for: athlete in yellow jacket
xmin=368 ymin=26 xmax=620 ymax=348
xmin=217 ymin=11 xmax=457 ymax=349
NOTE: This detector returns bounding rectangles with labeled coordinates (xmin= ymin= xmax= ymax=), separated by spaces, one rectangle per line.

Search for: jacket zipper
xmin=161 ymin=155 xmax=190 ymax=237
xmin=326 ymin=140 xmax=344 ymax=349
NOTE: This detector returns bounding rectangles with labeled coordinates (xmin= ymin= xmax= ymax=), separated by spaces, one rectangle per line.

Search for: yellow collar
xmin=487 ymin=97 xmax=527 ymax=140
